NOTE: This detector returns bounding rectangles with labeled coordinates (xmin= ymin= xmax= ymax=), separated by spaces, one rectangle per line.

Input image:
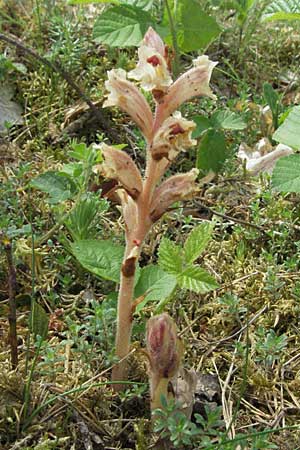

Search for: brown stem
xmin=111 ymin=242 xmax=138 ymax=389
xmin=2 ymin=237 xmax=18 ymax=369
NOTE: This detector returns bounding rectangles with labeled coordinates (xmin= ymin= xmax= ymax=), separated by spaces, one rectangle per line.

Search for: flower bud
xmin=146 ymin=313 xmax=181 ymax=379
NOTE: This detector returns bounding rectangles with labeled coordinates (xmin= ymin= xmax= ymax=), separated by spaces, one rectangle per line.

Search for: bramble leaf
xmin=184 ymin=222 xmax=214 ymax=264
xmin=158 ymin=238 xmax=183 ymax=275
xmin=177 ymin=266 xmax=219 ymax=293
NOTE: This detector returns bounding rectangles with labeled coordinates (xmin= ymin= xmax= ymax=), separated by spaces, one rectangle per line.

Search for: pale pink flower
xmin=128 ymin=31 xmax=172 ymax=93
xmin=151 ymin=111 xmax=196 ymax=162
xmin=100 ymin=143 xmax=143 ymax=199
xmin=103 ymin=68 xmax=153 ymax=140
xmin=157 ymin=56 xmax=217 ymax=123
xmin=150 ymin=168 xmax=199 ymax=221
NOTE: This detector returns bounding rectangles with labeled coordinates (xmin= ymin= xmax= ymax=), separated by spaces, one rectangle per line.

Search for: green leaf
xmin=70 ymin=239 xmax=125 ymax=282
xmin=123 ymin=0 xmax=153 ymax=10
xmin=69 ymin=0 xmax=118 ymax=4
xmin=30 ymin=301 xmax=49 ymax=340
xmin=177 ymin=266 xmax=218 ymax=293
xmin=134 ymin=265 xmax=177 ymax=311
xmin=211 ymin=109 xmax=246 ymax=130
xmin=93 ymin=5 xmax=155 ymax=47
xmin=263 ymin=83 xmax=280 ymax=123
xmin=196 ymin=129 xmax=229 ymax=175
xmin=272 ymin=154 xmax=300 ymax=192
xmin=263 ymin=0 xmax=300 ymax=21
xmin=30 ymin=171 xmax=77 ymax=204
xmin=184 ymin=222 xmax=214 ymax=264
xmin=158 ymin=238 xmax=183 ymax=275
xmin=65 ymin=194 xmax=108 ymax=241
xmin=272 ymin=106 xmax=300 ymax=149
xmin=175 ymin=0 xmax=221 ymax=52
xmin=192 ymin=115 xmax=212 ymax=138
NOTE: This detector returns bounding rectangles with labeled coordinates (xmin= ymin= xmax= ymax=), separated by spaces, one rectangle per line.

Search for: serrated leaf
xmin=30 ymin=301 xmax=49 ymax=340
xmin=134 ymin=265 xmax=177 ymax=311
xmin=93 ymin=5 xmax=155 ymax=47
xmin=184 ymin=222 xmax=214 ymax=264
xmin=263 ymin=0 xmax=300 ymax=21
xmin=272 ymin=106 xmax=300 ymax=149
xmin=70 ymin=239 xmax=124 ymax=282
xmin=30 ymin=171 xmax=77 ymax=204
xmin=158 ymin=238 xmax=183 ymax=275
xmin=272 ymin=154 xmax=300 ymax=192
xmin=178 ymin=266 xmax=218 ymax=293
xmin=211 ymin=109 xmax=246 ymax=130
xmin=196 ymin=129 xmax=229 ymax=175
xmin=192 ymin=115 xmax=212 ymax=138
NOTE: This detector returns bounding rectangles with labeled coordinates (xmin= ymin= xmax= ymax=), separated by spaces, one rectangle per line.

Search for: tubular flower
xmin=151 ymin=111 xmax=196 ymax=161
xmin=103 ymin=68 xmax=153 ymax=140
xmin=143 ymin=26 xmax=166 ymax=57
xmin=128 ymin=29 xmax=172 ymax=93
xmin=100 ymin=143 xmax=143 ymax=200
xmin=158 ymin=55 xmax=218 ymax=122
xmin=150 ymin=169 xmax=199 ymax=222
xmin=146 ymin=313 xmax=181 ymax=379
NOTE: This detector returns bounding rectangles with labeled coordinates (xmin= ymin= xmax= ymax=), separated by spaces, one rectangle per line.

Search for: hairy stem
xmin=111 ymin=242 xmax=138 ymax=390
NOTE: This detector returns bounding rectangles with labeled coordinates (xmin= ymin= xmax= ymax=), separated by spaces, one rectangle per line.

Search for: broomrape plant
xmin=98 ymin=27 xmax=217 ymax=388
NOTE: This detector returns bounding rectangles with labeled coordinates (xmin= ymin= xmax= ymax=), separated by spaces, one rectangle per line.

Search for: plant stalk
xmin=3 ymin=237 xmax=18 ymax=369
xmin=164 ymin=0 xmax=180 ymax=77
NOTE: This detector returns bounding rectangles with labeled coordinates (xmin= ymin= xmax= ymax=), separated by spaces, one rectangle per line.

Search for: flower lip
xmin=147 ymin=55 xmax=161 ymax=67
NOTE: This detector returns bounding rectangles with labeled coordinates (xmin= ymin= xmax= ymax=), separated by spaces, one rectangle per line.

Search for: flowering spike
xmin=99 ymin=143 xmax=143 ymax=200
xmin=103 ymin=68 xmax=153 ymax=140
xmin=150 ymin=169 xmax=199 ymax=222
xmin=158 ymin=56 xmax=217 ymax=122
